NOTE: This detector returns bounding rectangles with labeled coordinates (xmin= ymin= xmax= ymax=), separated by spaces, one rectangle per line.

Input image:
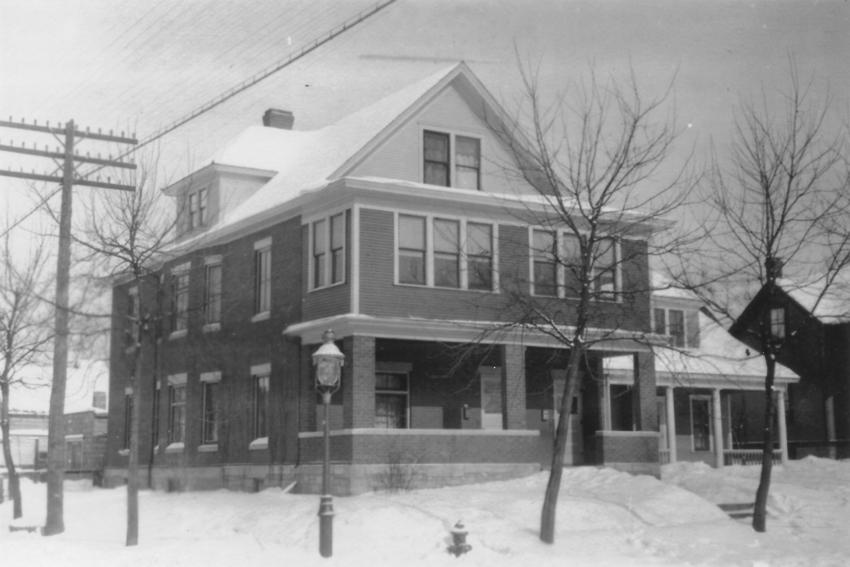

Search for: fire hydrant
xmin=448 ymin=520 xmax=472 ymax=556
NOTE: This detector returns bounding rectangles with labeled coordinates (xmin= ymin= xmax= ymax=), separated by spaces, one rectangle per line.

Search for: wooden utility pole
xmin=0 ymin=118 xmax=136 ymax=535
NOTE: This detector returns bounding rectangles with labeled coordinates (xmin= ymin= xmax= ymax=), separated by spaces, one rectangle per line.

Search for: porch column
xmin=776 ymin=388 xmax=789 ymax=464
xmin=665 ymin=386 xmax=677 ymax=463
xmin=632 ymin=352 xmax=658 ymax=431
xmin=342 ymin=335 xmax=375 ymax=429
xmin=501 ymin=344 xmax=526 ymax=429
xmin=712 ymin=388 xmax=724 ymax=468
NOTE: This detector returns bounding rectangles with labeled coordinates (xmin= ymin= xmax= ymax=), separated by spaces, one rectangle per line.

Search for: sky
xmin=1 ymin=0 xmax=847 ymax=218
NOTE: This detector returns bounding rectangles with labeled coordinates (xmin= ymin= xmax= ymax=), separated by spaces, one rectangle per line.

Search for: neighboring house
xmin=104 ymin=63 xmax=668 ymax=494
xmin=606 ymin=278 xmax=798 ymax=467
xmin=0 ymin=411 xmax=48 ymax=471
xmin=730 ymin=276 xmax=850 ymax=459
xmin=64 ymin=391 xmax=109 ymax=482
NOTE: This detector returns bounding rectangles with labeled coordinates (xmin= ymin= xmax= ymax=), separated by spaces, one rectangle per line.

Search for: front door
xmin=480 ymin=366 xmax=503 ymax=430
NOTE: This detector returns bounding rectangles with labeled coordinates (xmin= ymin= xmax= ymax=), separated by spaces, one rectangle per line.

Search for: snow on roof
xmin=606 ymin=310 xmax=797 ymax=385
xmin=780 ymin=273 xmax=850 ymax=324
xmin=209 ymin=63 xmax=463 ymax=229
xmin=651 ymin=271 xmax=699 ymax=302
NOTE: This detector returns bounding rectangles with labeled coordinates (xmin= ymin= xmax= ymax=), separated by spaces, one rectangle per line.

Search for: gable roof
xmin=199 ymin=62 xmax=513 ymax=234
xmin=780 ymin=274 xmax=850 ymax=324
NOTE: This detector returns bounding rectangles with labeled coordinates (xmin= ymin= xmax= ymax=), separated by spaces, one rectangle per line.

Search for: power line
xmin=1 ymin=0 xmax=399 ymax=239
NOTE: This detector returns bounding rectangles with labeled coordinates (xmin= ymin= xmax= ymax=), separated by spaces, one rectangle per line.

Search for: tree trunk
xmin=752 ymin=352 xmax=776 ymax=532
xmin=540 ymin=342 xmax=583 ymax=543
xmin=1 ymin=383 xmax=23 ymax=518
xmin=126 ymin=333 xmax=142 ymax=546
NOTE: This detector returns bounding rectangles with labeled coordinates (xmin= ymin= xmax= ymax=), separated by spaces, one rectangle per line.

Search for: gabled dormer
xmin=651 ymin=274 xmax=702 ymax=349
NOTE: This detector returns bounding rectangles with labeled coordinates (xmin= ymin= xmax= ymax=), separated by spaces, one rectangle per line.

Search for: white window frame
xmin=689 ymin=394 xmax=713 ymax=452
xmin=252 ymin=238 xmax=271 ymax=321
xmin=420 ymin=127 xmax=483 ymax=190
xmin=394 ymin=211 xmax=499 ymax=292
xmin=308 ymin=212 xmax=347 ymax=291
xmin=528 ymin=227 xmax=622 ymax=301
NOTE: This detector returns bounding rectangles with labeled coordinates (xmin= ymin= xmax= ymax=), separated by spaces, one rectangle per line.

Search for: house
xmin=730 ymin=276 xmax=850 ymax=459
xmin=605 ymin=277 xmax=798 ymax=467
xmin=103 ymin=63 xmax=668 ymax=494
xmin=63 ymin=391 xmax=109 ymax=482
xmin=0 ymin=411 xmax=48 ymax=472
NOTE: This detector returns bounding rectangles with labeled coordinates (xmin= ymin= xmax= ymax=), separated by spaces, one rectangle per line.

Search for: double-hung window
xmin=398 ymin=215 xmax=427 ymax=285
xmin=466 ymin=222 xmax=493 ymax=291
xmin=251 ymin=364 xmax=270 ymax=440
xmin=167 ymin=374 xmax=187 ymax=445
xmin=654 ymin=307 xmax=686 ymax=347
xmin=396 ymin=214 xmax=497 ymax=291
xmin=375 ymin=371 xmax=409 ymax=429
xmin=187 ymin=188 xmax=208 ymax=231
xmin=253 ymin=238 xmax=271 ymax=317
xmin=170 ymin=263 xmax=190 ymax=335
xmin=310 ymin=213 xmax=346 ymax=289
xmin=433 ymin=219 xmax=460 ymax=288
xmin=770 ymin=307 xmax=786 ymax=339
xmin=423 ymin=130 xmax=481 ymax=190
xmin=203 ymin=257 xmax=222 ymax=328
xmin=531 ymin=229 xmax=620 ymax=300
xmin=532 ymin=230 xmax=558 ymax=297
xmin=200 ymin=371 xmax=221 ymax=445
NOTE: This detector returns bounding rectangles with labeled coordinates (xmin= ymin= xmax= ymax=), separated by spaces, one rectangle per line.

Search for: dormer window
xmin=653 ymin=307 xmax=687 ymax=348
xmin=188 ymin=188 xmax=208 ymax=230
xmin=423 ymin=130 xmax=481 ymax=190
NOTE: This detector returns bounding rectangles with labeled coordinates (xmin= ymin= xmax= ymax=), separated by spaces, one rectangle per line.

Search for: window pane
xmin=254 ymin=375 xmax=269 ymax=438
xmin=398 ymin=215 xmax=425 ymax=249
xmin=203 ymin=382 xmax=218 ymax=443
xmin=533 ymin=230 xmax=556 ymax=260
xmin=468 ymin=257 xmax=492 ymax=291
xmin=330 ymin=214 xmax=344 ymax=249
xmin=198 ymin=188 xmax=208 ymax=225
xmin=770 ymin=307 xmax=785 ymax=339
xmin=433 ymin=219 xmax=459 ymax=253
xmin=692 ymin=398 xmax=710 ymax=451
xmin=375 ymin=372 xmax=406 ymax=391
xmin=255 ymin=248 xmax=271 ymax=313
xmin=533 ymin=230 xmax=557 ymax=296
xmin=205 ymin=264 xmax=222 ymax=324
xmin=330 ymin=214 xmax=345 ymax=284
xmin=466 ymin=223 xmax=491 ymax=256
xmin=399 ymin=251 xmax=426 ymax=285
xmin=434 ymin=219 xmax=459 ymax=287
xmin=375 ymin=395 xmax=407 ymax=429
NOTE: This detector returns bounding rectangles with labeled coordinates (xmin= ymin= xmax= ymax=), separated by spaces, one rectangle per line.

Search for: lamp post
xmin=312 ymin=329 xmax=344 ymax=558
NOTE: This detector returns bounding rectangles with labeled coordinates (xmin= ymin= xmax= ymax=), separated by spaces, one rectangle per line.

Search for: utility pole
xmin=0 ymin=117 xmax=136 ymax=535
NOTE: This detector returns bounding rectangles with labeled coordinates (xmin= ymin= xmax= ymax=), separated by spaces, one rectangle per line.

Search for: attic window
xmin=188 ymin=187 xmax=208 ymax=230
xmin=770 ymin=307 xmax=786 ymax=339
xmin=423 ymin=130 xmax=481 ymax=190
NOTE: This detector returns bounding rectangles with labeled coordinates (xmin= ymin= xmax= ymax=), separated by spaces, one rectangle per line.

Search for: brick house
xmin=104 ymin=63 xmax=666 ymax=494
xmin=64 ymin=391 xmax=109 ymax=482
xmin=730 ymin=277 xmax=850 ymax=459
xmin=606 ymin=276 xmax=798 ymax=468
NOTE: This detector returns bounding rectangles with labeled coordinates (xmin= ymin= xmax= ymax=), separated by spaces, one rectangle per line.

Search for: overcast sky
xmin=0 ymin=0 xmax=847 ymax=232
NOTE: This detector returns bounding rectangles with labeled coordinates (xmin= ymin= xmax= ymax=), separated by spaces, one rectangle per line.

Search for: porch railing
xmin=723 ymin=449 xmax=781 ymax=466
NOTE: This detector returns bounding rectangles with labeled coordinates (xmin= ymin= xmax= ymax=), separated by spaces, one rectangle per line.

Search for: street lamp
xmin=312 ymin=329 xmax=344 ymax=558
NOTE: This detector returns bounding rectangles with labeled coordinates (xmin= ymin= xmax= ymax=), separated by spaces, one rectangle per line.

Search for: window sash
xmin=770 ymin=307 xmax=786 ymax=339
xmin=433 ymin=219 xmax=460 ymax=288
xmin=313 ymin=219 xmax=326 ymax=288
xmin=171 ymin=273 xmax=189 ymax=332
xmin=253 ymin=374 xmax=270 ymax=439
xmin=398 ymin=215 xmax=427 ymax=285
xmin=375 ymin=372 xmax=408 ymax=429
xmin=198 ymin=188 xmax=207 ymax=226
xmin=202 ymin=382 xmax=218 ymax=444
xmin=455 ymin=135 xmax=480 ymax=190
xmin=330 ymin=213 xmax=345 ymax=284
xmin=169 ymin=385 xmax=186 ymax=443
xmin=532 ymin=230 xmax=557 ymax=296
xmin=653 ymin=308 xmax=667 ymax=336
xmin=423 ymin=131 xmax=450 ymax=187
xmin=254 ymin=248 xmax=271 ymax=314
xmin=188 ymin=193 xmax=198 ymax=230
xmin=204 ymin=263 xmax=222 ymax=325
xmin=668 ymin=309 xmax=686 ymax=347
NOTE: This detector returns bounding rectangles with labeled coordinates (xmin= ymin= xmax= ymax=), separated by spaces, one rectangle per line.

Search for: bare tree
xmin=78 ymin=150 xmax=176 ymax=546
xmin=492 ymin=62 xmax=693 ymax=543
xmin=0 ymin=227 xmax=53 ymax=519
xmin=680 ymin=63 xmax=850 ymax=532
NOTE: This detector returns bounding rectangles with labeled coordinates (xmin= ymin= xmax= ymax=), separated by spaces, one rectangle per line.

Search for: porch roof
xmin=284 ymin=313 xmax=657 ymax=352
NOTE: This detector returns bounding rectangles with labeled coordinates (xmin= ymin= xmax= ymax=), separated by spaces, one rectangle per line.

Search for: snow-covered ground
xmin=1 ymin=457 xmax=848 ymax=566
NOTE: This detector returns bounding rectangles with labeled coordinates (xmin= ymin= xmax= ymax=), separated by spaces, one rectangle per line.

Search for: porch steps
xmin=718 ymin=502 xmax=754 ymax=520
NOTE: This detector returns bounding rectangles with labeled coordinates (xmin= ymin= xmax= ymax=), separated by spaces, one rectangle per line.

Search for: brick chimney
xmin=92 ymin=391 xmax=107 ymax=410
xmin=262 ymin=108 xmax=294 ymax=130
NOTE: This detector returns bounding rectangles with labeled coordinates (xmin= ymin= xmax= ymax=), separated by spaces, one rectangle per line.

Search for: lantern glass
xmin=315 ymin=357 xmax=341 ymax=388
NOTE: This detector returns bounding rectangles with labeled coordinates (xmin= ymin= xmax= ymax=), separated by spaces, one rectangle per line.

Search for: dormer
xmin=651 ymin=274 xmax=703 ymax=349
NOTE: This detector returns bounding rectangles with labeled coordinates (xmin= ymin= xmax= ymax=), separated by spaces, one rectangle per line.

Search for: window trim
xmin=203 ymin=255 xmax=222 ymax=331
xmin=169 ymin=262 xmax=191 ymax=339
xmin=375 ymin=363 xmax=411 ymax=429
xmin=308 ymin=212 xmax=347 ymax=291
xmin=421 ymin=127 xmax=482 ymax=190
xmin=167 ymin=374 xmax=187 ymax=446
xmin=654 ymin=307 xmax=687 ymax=348
xmin=528 ymin=227 xmax=622 ymax=301
xmin=200 ymin=371 xmax=221 ymax=446
xmin=251 ymin=364 xmax=270 ymax=443
xmin=394 ymin=212 xmax=498 ymax=292
xmin=186 ymin=187 xmax=209 ymax=232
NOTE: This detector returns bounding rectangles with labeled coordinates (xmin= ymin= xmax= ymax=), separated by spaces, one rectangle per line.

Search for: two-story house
xmin=104 ymin=63 xmax=667 ymax=494
xmin=730 ymin=275 xmax=850 ymax=459
xmin=605 ymin=275 xmax=798 ymax=468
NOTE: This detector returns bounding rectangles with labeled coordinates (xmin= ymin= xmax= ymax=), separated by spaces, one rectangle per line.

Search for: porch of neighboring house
xmin=295 ymin=336 xmax=660 ymax=494
xmin=605 ymin=357 xmax=793 ymax=468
